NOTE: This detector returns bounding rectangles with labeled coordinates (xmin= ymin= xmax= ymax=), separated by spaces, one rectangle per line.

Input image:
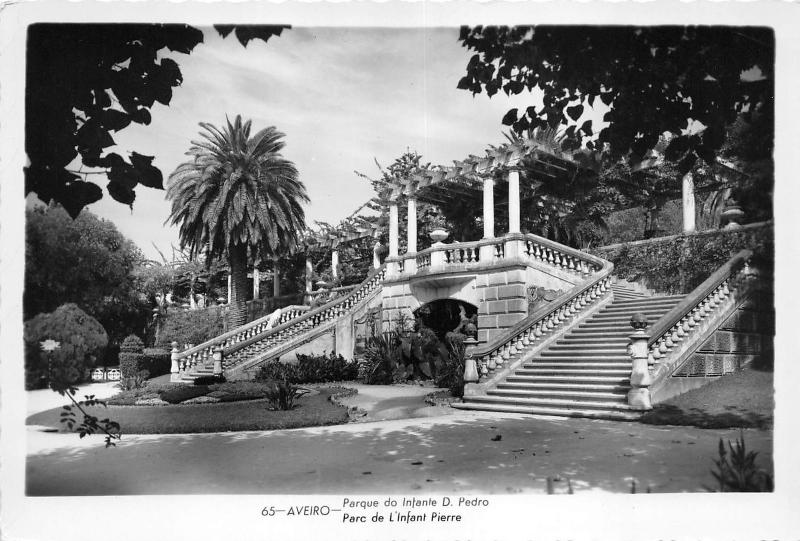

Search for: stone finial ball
xmin=630 ymin=312 xmax=649 ymax=330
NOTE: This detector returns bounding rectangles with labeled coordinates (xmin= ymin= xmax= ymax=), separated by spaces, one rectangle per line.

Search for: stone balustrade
xmin=171 ymin=266 xmax=386 ymax=380
xmin=390 ymin=233 xmax=601 ymax=280
xmin=625 ymin=249 xmax=755 ymax=407
xmin=465 ymin=268 xmax=613 ymax=382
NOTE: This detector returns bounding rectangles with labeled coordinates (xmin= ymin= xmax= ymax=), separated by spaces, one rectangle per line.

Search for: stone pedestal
xmin=628 ymin=329 xmax=653 ymax=410
xmin=213 ymin=346 xmax=224 ymax=375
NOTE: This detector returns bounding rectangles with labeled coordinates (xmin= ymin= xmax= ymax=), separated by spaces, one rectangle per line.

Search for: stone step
xmin=452 ymin=401 xmax=642 ymax=421
xmin=489 ymin=388 xmax=630 ymax=402
xmin=538 ymin=345 xmax=627 ymax=359
xmin=533 ymin=354 xmax=630 ymax=362
xmin=517 ymin=365 xmax=631 ymax=375
xmin=495 ymin=382 xmax=631 ymax=395
xmin=463 ymin=394 xmax=638 ymax=412
xmin=506 ymin=374 xmax=630 ymax=385
xmin=555 ymin=336 xmax=629 ymax=344
xmin=589 ymin=311 xmax=676 ymax=322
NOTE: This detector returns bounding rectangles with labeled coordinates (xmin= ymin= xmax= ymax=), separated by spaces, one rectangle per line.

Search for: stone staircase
xmin=457 ymin=282 xmax=684 ymax=420
xmin=173 ymin=267 xmax=386 ymax=381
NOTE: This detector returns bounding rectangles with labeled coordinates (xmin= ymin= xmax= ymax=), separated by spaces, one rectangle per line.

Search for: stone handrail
xmin=174 ymin=265 xmax=385 ymax=373
xmin=392 ymin=232 xmax=604 ymax=277
xmin=467 ymin=255 xmax=614 ymax=378
xmin=307 ymin=284 xmax=358 ymax=301
xmin=646 ymin=249 xmax=754 ymax=365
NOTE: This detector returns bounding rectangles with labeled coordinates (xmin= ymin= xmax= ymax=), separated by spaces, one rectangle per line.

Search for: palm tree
xmin=166 ymin=115 xmax=309 ymax=327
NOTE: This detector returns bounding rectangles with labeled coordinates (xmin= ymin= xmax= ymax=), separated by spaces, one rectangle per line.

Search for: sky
xmin=80 ymin=26 xmax=554 ymax=261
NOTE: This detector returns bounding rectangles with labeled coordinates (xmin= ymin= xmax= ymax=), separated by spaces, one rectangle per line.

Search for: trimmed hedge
xmin=590 ymin=225 xmax=773 ymax=294
xmin=254 ymin=352 xmax=359 ymax=384
xmin=142 ymin=348 xmax=171 ymax=377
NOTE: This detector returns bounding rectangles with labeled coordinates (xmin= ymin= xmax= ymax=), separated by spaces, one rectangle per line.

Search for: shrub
xmin=592 ymin=225 xmax=773 ymax=294
xmin=154 ymin=308 xmax=225 ymax=348
xmin=264 ymin=379 xmax=300 ymax=410
xmin=120 ymin=334 xmax=144 ymax=353
xmin=159 ymin=385 xmax=210 ymax=404
xmin=23 ymin=303 xmax=108 ymax=389
xmin=359 ymin=333 xmax=401 ymax=385
xmin=708 ymin=430 xmax=773 ymax=492
xmin=193 ymin=374 xmax=226 ymax=386
xmin=117 ymin=370 xmax=150 ymax=391
xmin=142 ymin=347 xmax=172 ymax=377
xmin=434 ymin=332 xmax=467 ymax=397
xmin=254 ymin=352 xmax=359 ymax=384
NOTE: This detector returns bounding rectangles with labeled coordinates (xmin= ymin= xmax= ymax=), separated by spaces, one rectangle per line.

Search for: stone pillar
xmin=627 ymin=324 xmax=653 ymax=410
xmin=387 ymin=202 xmax=400 ymax=276
xmin=482 ymin=177 xmax=494 ymax=239
xmin=252 ymin=268 xmax=260 ymax=299
xmin=508 ymin=169 xmax=520 ymax=234
xmin=373 ymin=241 xmax=382 ymax=269
xmin=682 ymin=171 xmax=696 ymax=234
xmin=463 ymin=337 xmax=480 ymax=383
xmin=170 ymin=342 xmax=181 ymax=382
xmin=273 ymin=259 xmax=280 ymax=298
xmin=389 ymin=203 xmax=399 ymax=257
xmin=480 ymin=177 xmax=496 ymax=262
xmin=305 ymin=257 xmax=313 ymax=294
xmin=213 ymin=345 xmax=224 ymax=375
xmin=407 ymin=197 xmax=417 ymax=253
xmin=227 ymin=274 xmax=232 ymax=305
xmin=405 ymin=198 xmax=417 ymax=274
xmin=331 ymin=250 xmax=339 ymax=280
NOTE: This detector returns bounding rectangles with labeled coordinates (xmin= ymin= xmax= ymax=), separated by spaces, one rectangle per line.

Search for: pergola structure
xmin=382 ymin=139 xmax=594 ymax=271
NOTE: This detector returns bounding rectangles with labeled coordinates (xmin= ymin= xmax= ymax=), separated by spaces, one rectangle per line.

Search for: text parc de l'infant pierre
xmin=342 ymin=496 xmax=488 ymax=524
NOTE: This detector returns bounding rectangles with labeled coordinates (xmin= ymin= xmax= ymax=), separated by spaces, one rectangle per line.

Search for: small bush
xmin=264 ymin=379 xmax=300 ymax=410
xmin=708 ymin=430 xmax=773 ymax=492
xmin=433 ymin=332 xmax=467 ymax=397
xmin=23 ymin=303 xmax=108 ymax=389
xmin=142 ymin=348 xmax=172 ymax=377
xmin=159 ymin=385 xmax=210 ymax=404
xmin=120 ymin=334 xmax=145 ymax=353
xmin=254 ymin=352 xmax=358 ymax=384
xmin=360 ymin=333 xmax=401 ymax=385
xmin=117 ymin=370 xmax=150 ymax=391
xmin=194 ymin=374 xmax=226 ymax=386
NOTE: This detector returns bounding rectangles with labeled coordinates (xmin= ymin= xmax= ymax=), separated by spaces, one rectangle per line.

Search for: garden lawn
xmin=26 ymin=388 xmax=350 ymax=434
xmin=640 ymin=367 xmax=773 ymax=429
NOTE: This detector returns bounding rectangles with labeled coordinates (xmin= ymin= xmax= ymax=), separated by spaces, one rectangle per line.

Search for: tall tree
xmin=166 ymin=115 xmax=309 ymax=327
xmin=457 ymin=26 xmax=774 ymax=173
xmin=25 ymin=24 xmax=288 ymax=217
xmin=25 ymin=205 xmax=148 ymax=346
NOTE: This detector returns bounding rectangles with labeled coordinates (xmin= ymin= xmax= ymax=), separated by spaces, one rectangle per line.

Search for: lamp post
xmin=40 ymin=339 xmax=61 ymax=386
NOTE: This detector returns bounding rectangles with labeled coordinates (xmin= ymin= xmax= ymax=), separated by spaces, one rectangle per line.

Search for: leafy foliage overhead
xmin=457 ymin=26 xmax=774 ymax=172
xmin=25 ymin=24 xmax=289 ymax=218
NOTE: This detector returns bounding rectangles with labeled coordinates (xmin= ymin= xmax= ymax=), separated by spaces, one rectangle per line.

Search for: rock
xmin=182 ymin=395 xmax=220 ymax=404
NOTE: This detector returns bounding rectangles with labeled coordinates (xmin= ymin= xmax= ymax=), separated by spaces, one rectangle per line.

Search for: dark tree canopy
xmin=458 ymin=26 xmax=774 ymax=172
xmin=25 ymin=23 xmax=288 ymax=218
xmin=25 ymin=205 xmax=148 ymax=345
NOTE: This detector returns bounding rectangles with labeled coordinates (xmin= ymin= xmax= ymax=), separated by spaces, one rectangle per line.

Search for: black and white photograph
xmin=1 ymin=2 xmax=797 ymax=540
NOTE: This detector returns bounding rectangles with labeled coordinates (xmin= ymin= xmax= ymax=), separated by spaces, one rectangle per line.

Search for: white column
xmin=373 ymin=241 xmax=382 ymax=269
xmin=682 ymin=171 xmax=696 ymax=234
xmin=273 ymin=259 xmax=280 ymax=298
xmin=227 ymin=274 xmax=232 ymax=304
xmin=305 ymin=257 xmax=313 ymax=293
xmin=252 ymin=268 xmax=260 ymax=299
xmin=389 ymin=203 xmax=399 ymax=257
xmin=331 ymin=250 xmax=339 ymax=279
xmin=482 ymin=177 xmax=494 ymax=239
xmin=407 ymin=198 xmax=417 ymax=253
xmin=508 ymin=169 xmax=520 ymax=234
